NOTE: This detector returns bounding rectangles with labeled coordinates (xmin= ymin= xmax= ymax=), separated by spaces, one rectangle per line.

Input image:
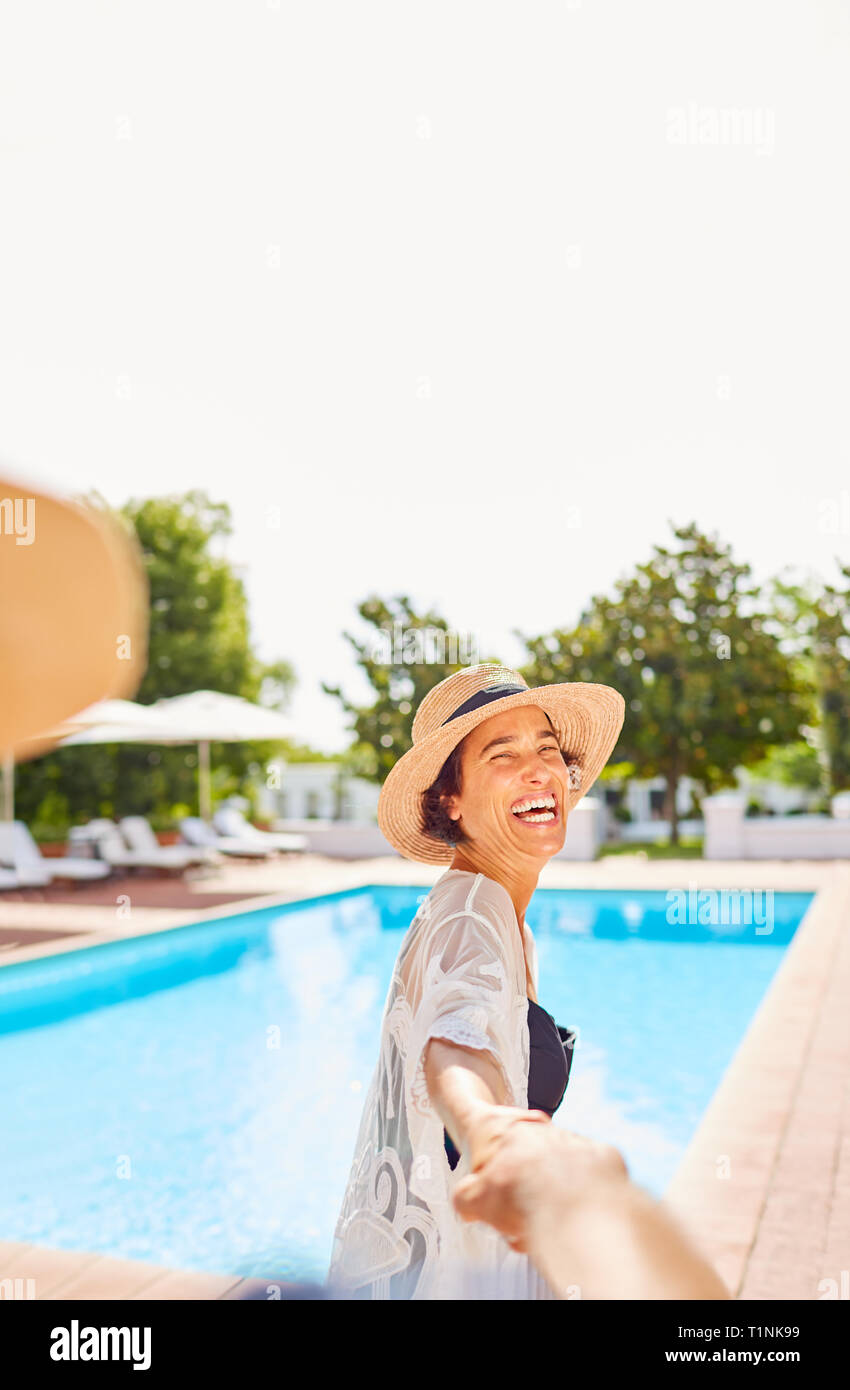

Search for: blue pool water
xmin=0 ymin=883 xmax=814 ymax=1284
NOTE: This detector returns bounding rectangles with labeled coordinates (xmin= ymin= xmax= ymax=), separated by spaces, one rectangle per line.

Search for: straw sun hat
xmin=377 ymin=663 xmax=626 ymax=865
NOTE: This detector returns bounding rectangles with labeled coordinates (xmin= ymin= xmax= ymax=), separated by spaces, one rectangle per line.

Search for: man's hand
xmin=462 ymin=1103 xmax=552 ymax=1171
xmin=452 ymin=1118 xmax=729 ymax=1299
xmin=453 ymin=1114 xmax=628 ymax=1252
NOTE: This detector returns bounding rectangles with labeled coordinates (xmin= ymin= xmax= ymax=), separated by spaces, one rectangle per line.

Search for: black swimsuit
xmin=443 ymin=999 xmax=577 ymax=1171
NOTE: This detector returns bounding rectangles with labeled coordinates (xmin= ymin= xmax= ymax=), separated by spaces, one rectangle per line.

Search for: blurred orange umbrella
xmin=0 ymin=470 xmax=149 ymax=820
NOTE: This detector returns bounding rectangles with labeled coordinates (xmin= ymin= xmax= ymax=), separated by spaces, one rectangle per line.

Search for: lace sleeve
xmin=403 ymin=907 xmax=525 ymax=1156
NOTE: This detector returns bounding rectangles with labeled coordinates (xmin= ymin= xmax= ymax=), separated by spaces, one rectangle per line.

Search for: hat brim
xmin=377 ymin=683 xmax=626 ymax=864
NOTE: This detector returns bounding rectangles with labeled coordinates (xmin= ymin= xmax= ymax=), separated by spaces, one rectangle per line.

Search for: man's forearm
xmin=527 ymin=1176 xmax=731 ymax=1300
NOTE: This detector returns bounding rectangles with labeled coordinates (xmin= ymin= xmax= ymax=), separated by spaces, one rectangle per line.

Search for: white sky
xmin=2 ymin=1 xmax=849 ymax=752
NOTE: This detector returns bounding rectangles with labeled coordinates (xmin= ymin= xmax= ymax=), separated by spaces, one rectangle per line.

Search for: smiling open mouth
xmin=510 ymin=795 xmax=559 ymax=825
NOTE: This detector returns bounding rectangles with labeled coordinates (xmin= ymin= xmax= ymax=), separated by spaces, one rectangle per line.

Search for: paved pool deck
xmin=0 ymin=851 xmax=847 ymax=1301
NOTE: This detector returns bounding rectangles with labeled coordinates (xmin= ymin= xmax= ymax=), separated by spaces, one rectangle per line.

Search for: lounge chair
xmin=86 ymin=823 xmax=196 ymax=875
xmin=0 ymin=821 xmax=110 ymax=884
xmin=179 ymin=817 xmax=274 ymax=859
xmin=0 ymin=865 xmax=24 ymax=891
xmin=212 ymin=806 xmax=307 ymax=853
xmin=68 ymin=818 xmax=116 ymax=847
xmin=118 ymin=817 xmax=222 ymax=868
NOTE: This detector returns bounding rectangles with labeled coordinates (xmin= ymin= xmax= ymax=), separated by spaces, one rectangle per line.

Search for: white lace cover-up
xmin=325 ymin=868 xmax=559 ymax=1300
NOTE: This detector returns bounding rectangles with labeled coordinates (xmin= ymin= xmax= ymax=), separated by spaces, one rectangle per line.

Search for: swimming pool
xmin=0 ymin=883 xmax=814 ymax=1285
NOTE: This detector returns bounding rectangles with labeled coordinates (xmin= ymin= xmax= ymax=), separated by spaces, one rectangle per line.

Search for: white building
xmin=255 ymin=757 xmax=832 ymax=859
xmin=257 ymin=761 xmax=380 ymax=823
xmin=256 ymin=758 xmax=606 ymax=860
xmin=599 ymin=768 xmax=822 ymax=843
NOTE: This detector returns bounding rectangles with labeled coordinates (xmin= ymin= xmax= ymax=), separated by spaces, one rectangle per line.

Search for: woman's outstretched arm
xmin=424 ymin=1039 xmax=550 ymax=1176
xmin=423 ymin=1037 xmax=508 ymax=1146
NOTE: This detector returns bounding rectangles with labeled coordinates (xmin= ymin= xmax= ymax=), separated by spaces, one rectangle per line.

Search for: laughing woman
xmin=326 ymin=663 xmax=625 ymax=1300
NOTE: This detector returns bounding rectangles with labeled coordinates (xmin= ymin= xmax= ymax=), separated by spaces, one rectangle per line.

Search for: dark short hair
xmin=419 ymin=710 xmax=580 ymax=851
xmin=421 ymin=738 xmax=470 ymax=849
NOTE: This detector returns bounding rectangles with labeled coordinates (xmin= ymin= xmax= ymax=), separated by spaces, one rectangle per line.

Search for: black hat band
xmin=441 ymin=683 xmax=528 ymax=726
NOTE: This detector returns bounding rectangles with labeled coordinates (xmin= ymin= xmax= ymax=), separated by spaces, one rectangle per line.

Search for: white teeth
xmin=511 ymin=795 xmax=556 ymax=816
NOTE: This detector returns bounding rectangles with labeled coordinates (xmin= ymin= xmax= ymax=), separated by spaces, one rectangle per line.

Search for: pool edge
xmin=662 ymin=862 xmax=850 ymax=1300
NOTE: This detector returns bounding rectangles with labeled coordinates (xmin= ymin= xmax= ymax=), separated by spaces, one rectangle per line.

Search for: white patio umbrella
xmin=41 ymin=699 xmax=186 ymax=740
xmin=151 ymin=691 xmax=293 ymax=821
xmin=56 ymin=690 xmax=293 ymax=821
xmin=2 ymin=699 xmax=190 ymax=822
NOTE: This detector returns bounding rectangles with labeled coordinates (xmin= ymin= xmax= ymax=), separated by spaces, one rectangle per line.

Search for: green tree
xmin=744 ymin=741 xmax=824 ymax=796
xmin=519 ymin=522 xmax=808 ymax=844
xmin=322 ymin=595 xmax=497 ymax=782
xmin=125 ymin=490 xmax=263 ymax=702
xmin=769 ymin=568 xmax=850 ymax=794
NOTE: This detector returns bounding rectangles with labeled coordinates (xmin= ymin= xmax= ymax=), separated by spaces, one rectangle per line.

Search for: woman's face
xmin=444 ymin=704 xmax=572 ymax=867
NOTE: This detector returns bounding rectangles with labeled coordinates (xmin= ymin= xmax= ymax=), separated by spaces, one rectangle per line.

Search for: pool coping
xmin=0 ymin=855 xmax=846 ymax=1300
xmin=663 ymin=860 xmax=850 ymax=1300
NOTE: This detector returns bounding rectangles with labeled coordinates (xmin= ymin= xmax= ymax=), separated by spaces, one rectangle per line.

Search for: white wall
xmin=612 ymin=768 xmax=821 ymax=835
xmin=618 ymin=818 xmax=704 ymax=843
xmin=552 ymin=797 xmax=604 ymax=860
xmin=704 ymin=792 xmax=850 ymax=860
xmin=271 ymin=820 xmax=394 ymax=858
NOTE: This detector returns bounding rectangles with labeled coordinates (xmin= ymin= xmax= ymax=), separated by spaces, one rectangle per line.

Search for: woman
xmin=326 ymin=663 xmax=625 ymax=1299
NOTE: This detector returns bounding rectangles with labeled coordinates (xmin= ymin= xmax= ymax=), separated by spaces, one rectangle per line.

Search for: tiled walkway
xmin=665 ymin=862 xmax=850 ymax=1300
xmin=1 ymin=851 xmax=847 ymax=1300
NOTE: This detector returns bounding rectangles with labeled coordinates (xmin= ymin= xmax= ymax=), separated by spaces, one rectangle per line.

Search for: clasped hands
xmin=451 ymin=1103 xmax=628 ymax=1255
